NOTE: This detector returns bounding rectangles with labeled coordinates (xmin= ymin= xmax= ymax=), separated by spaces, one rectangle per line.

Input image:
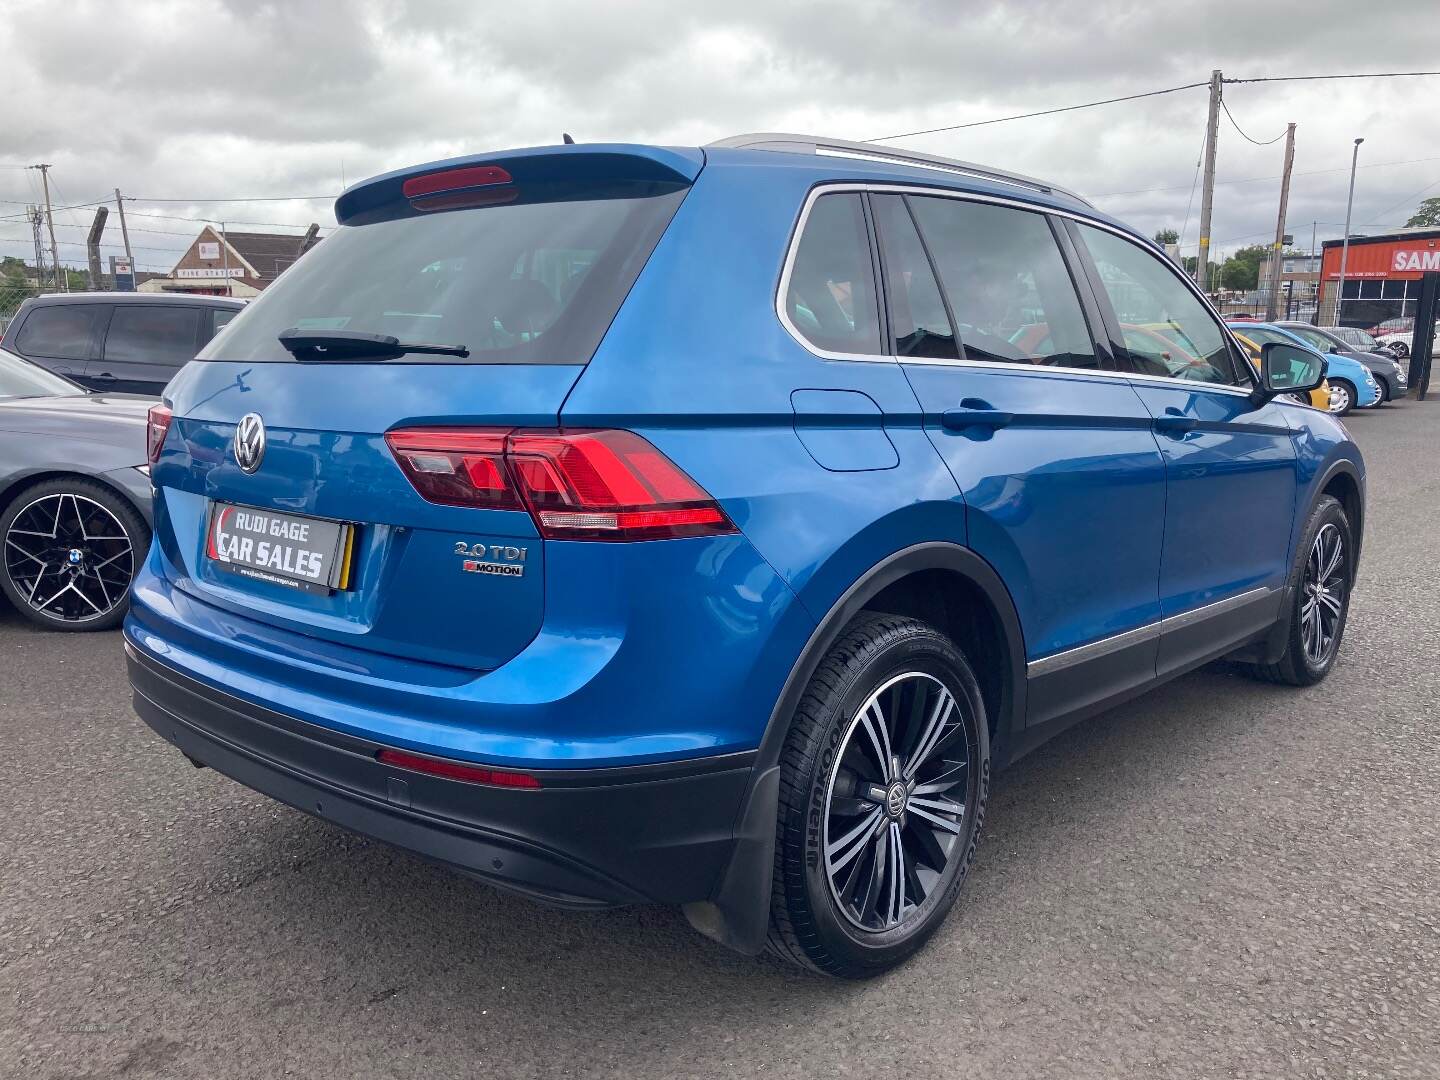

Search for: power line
xmin=1093 ymin=154 xmax=1440 ymax=198
xmin=126 ymin=194 xmax=337 ymax=203
xmin=1219 ymin=99 xmax=1286 ymax=146
xmin=866 ymin=82 xmax=1210 ymax=142
xmin=1224 ymin=70 xmax=1440 ymax=85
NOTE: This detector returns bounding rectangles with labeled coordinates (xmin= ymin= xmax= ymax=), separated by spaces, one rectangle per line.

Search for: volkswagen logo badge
xmin=234 ymin=413 xmax=266 ymax=474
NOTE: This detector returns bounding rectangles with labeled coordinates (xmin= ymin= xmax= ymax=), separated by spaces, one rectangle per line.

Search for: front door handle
xmin=1153 ymin=416 xmax=1198 ymax=435
xmin=91 ymin=371 xmax=116 ymax=383
xmin=941 ymin=407 xmax=1015 ymax=431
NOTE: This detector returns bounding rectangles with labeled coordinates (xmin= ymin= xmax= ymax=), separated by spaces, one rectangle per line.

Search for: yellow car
xmin=1232 ymin=330 xmax=1331 ymax=410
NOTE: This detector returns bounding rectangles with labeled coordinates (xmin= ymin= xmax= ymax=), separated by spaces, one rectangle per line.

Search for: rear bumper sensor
xmin=125 ymin=640 xmax=756 ymax=909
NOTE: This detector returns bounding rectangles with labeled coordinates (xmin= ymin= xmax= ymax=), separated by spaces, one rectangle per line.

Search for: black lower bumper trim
xmin=126 ymin=642 xmax=756 ymax=909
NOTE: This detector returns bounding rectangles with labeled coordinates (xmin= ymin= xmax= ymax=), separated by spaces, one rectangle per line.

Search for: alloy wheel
xmin=3 ymin=492 xmax=136 ymax=624
xmin=823 ymin=671 xmax=973 ymax=933
xmin=1300 ymin=523 xmax=1346 ymax=666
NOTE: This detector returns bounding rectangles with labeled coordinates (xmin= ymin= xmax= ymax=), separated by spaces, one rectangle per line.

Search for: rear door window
xmin=104 ymin=306 xmax=203 ymax=368
xmin=870 ymin=194 xmax=959 ymax=360
xmin=907 ymin=197 xmax=1098 ymax=369
xmin=14 ymin=304 xmax=104 ymax=360
xmin=203 ymin=183 xmax=687 ymax=365
xmin=784 ymin=193 xmax=883 ymax=356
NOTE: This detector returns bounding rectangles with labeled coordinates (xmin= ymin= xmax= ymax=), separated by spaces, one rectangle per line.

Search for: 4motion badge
xmin=454 ymin=541 xmax=528 ymax=578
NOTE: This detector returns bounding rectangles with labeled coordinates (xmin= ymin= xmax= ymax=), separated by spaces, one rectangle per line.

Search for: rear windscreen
xmin=202 ymin=181 xmax=688 ymax=365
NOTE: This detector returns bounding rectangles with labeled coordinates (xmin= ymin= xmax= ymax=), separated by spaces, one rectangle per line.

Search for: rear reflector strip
xmin=377 ymin=748 xmax=541 ymax=789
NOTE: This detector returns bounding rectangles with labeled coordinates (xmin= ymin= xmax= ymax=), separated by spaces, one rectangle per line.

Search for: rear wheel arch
xmin=0 ymin=469 xmax=147 ymax=523
xmin=684 ymin=543 xmax=1026 ymax=956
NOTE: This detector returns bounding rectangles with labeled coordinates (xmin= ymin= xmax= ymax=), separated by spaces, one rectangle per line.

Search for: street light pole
xmin=1334 ymin=137 xmax=1364 ymax=327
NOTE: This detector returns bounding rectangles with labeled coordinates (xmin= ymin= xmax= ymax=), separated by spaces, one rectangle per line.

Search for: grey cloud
xmin=2 ymin=0 xmax=1436 ymax=273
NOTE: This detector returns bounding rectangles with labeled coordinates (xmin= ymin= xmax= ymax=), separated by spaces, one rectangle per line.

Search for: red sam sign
xmin=1392 ymin=249 xmax=1440 ymax=272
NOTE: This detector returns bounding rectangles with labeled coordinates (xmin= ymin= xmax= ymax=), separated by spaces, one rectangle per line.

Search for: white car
xmin=1375 ymin=322 xmax=1437 ymax=360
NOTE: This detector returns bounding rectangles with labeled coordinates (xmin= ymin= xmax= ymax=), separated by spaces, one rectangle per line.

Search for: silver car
xmin=0 ymin=345 xmax=152 ymax=631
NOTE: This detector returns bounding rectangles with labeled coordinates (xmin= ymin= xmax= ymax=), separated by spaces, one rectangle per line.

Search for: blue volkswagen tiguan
xmin=126 ymin=135 xmax=1364 ymax=977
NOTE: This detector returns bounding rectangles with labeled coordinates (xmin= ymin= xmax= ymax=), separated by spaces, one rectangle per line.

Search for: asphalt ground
xmin=3 ymin=400 xmax=1438 ymax=1079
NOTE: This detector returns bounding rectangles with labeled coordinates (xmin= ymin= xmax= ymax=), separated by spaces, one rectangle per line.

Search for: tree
xmin=1153 ymin=228 xmax=1179 ymax=246
xmin=1404 ymin=197 xmax=1440 ymax=229
xmin=1218 ymin=244 xmax=1268 ymax=291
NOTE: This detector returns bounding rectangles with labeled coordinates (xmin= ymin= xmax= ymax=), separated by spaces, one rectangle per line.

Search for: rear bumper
xmin=126 ymin=641 xmax=756 ymax=909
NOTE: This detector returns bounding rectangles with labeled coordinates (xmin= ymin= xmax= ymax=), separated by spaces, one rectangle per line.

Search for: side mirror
xmin=1254 ymin=341 xmax=1325 ymax=404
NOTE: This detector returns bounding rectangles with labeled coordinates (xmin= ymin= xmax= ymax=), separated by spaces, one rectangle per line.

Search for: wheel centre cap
xmin=67 ymin=548 xmax=84 ymax=565
xmin=884 ymin=781 xmax=908 ymax=819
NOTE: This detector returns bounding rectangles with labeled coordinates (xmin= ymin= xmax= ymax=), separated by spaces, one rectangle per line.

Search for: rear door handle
xmin=1153 ymin=416 xmax=1198 ymax=435
xmin=941 ymin=407 xmax=1015 ymax=431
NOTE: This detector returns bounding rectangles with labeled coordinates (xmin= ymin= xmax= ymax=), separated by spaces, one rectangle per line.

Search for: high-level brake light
xmin=384 ymin=428 xmax=736 ymax=541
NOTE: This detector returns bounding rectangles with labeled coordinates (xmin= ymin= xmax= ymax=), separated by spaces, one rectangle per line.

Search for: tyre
xmin=1374 ymin=379 xmax=1390 ymax=405
xmin=0 ymin=477 xmax=149 ymax=632
xmin=767 ymin=613 xmax=989 ymax=978
xmin=1328 ymin=379 xmax=1355 ymax=416
xmin=1247 ymin=495 xmax=1353 ymax=687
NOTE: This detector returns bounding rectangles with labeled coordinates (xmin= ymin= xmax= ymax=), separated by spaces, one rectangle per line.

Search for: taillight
xmin=146 ymin=404 xmax=173 ymax=464
xmin=376 ymin=748 xmax=540 ymax=789
xmin=384 ymin=427 xmax=736 ymax=542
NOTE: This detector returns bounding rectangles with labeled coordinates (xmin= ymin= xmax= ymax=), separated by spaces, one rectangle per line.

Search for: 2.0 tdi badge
xmin=454 ymin=541 xmax=528 ymax=577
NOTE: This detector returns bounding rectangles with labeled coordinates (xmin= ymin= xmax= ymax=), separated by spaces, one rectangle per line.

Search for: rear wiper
xmin=277 ymin=328 xmax=469 ymax=361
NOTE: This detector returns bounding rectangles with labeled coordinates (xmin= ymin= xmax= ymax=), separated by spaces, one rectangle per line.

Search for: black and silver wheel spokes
xmin=1300 ymin=522 xmax=1345 ymax=665
xmin=824 ymin=672 xmax=972 ymax=932
xmin=3 ymin=493 xmax=134 ymax=623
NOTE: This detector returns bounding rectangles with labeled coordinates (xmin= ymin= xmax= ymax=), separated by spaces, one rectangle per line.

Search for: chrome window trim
xmin=1025 ymin=586 xmax=1277 ymax=678
xmin=775 ymin=182 xmax=1255 ymax=397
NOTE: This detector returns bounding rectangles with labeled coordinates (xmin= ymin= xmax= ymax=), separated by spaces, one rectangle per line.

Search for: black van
xmin=1 ymin=292 xmax=244 ymax=396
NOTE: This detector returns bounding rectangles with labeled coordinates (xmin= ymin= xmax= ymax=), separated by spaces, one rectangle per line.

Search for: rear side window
xmin=203 ymin=183 xmax=687 ymax=365
xmin=104 ymin=306 xmax=202 ymax=368
xmin=908 ymin=198 xmax=1098 ymax=369
xmin=14 ymin=304 xmax=103 ymax=360
xmin=784 ymin=193 xmax=882 ymax=356
xmin=210 ymin=309 xmax=239 ymax=337
xmin=1077 ymin=225 xmax=1239 ymax=385
xmin=870 ymin=194 xmax=959 ymax=360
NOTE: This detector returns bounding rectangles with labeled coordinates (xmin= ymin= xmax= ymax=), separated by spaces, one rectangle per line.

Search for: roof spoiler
xmin=335 ymin=144 xmax=705 ymax=223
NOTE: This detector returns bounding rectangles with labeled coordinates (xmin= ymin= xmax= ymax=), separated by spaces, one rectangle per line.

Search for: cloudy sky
xmin=2 ymin=0 xmax=1437 ymax=275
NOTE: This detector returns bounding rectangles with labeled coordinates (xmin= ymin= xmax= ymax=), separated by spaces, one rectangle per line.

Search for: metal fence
xmin=0 ymin=281 xmax=41 ymax=337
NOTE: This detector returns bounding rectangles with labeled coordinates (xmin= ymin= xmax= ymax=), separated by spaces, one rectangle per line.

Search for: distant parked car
xmin=0 ymin=292 xmax=244 ymax=396
xmin=1276 ymin=322 xmax=1408 ymax=404
xmin=1373 ymin=321 xmax=1437 ymax=361
xmin=0 ymin=345 xmax=152 ymax=631
xmin=1234 ymin=324 xmax=1379 ymax=415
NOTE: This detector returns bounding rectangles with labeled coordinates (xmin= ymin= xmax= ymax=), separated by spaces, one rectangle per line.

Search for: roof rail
xmin=706 ymin=133 xmax=1093 ymax=208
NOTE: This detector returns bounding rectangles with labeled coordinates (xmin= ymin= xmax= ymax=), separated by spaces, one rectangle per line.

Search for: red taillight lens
xmin=146 ymin=404 xmax=173 ymax=464
xmin=385 ymin=429 xmax=522 ymax=510
xmin=377 ymin=748 xmax=540 ymax=789
xmin=384 ymin=427 xmax=736 ymax=542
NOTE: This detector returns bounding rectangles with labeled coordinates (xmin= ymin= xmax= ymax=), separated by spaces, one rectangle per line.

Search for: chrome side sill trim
xmin=1026 ymin=586 xmax=1276 ymax=678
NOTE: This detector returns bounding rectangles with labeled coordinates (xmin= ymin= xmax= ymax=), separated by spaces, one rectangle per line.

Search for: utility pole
xmin=1264 ymin=123 xmax=1297 ymax=322
xmin=1195 ymin=69 xmax=1222 ymax=292
xmin=30 ymin=164 xmax=65 ymax=292
xmin=85 ymin=206 xmax=109 ymax=291
xmin=220 ymin=221 xmax=232 ymax=297
xmin=114 ymin=190 xmax=134 ymax=266
xmin=1335 ymin=137 xmax=1365 ymax=327
xmin=28 ymin=206 xmax=45 ymax=287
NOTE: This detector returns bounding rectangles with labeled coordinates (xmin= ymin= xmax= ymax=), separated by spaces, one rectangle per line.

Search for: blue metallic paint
xmin=125 ymin=142 xmax=1363 ymax=876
